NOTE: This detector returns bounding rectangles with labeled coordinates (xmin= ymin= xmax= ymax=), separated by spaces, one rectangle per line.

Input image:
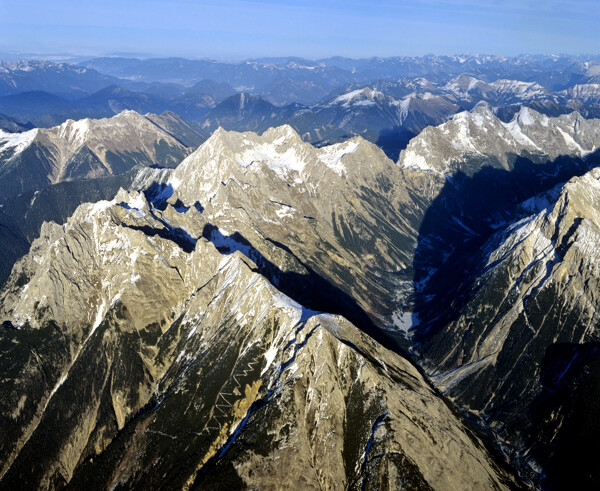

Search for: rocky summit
xmin=0 ymin=184 xmax=515 ymax=489
xmin=0 ymin=110 xmax=190 ymax=201
xmin=2 ymin=105 xmax=600 ymax=490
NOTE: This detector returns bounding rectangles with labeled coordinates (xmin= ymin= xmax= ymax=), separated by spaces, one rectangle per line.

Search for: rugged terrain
xmin=1 ymin=102 xmax=600 ymax=488
xmin=0 ymin=110 xmax=190 ymax=201
xmin=393 ymin=107 xmax=600 ymax=488
xmin=414 ymin=169 xmax=600 ymax=488
xmin=0 ymin=186 xmax=515 ymax=489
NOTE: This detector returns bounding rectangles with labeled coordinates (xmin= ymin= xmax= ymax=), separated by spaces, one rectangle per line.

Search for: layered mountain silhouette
xmin=1 ymin=56 xmax=600 ymax=488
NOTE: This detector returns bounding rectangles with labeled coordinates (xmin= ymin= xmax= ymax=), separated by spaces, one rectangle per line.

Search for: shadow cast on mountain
xmin=375 ymin=128 xmax=419 ymax=161
xmin=412 ymin=149 xmax=600 ymax=344
xmin=202 ymin=224 xmax=405 ymax=354
xmin=409 ymin=149 xmax=600 ymax=486
xmin=143 ymin=182 xmax=174 ymax=210
xmin=143 ymin=182 xmax=204 ymax=213
xmin=120 ymin=214 xmax=197 ymax=254
xmin=527 ymin=342 xmax=600 ymax=490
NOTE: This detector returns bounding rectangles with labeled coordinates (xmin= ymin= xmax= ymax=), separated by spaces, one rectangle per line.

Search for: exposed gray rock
xmin=399 ymin=105 xmax=600 ymax=175
xmin=0 ymin=110 xmax=191 ymax=200
xmin=0 ymin=188 xmax=515 ymax=490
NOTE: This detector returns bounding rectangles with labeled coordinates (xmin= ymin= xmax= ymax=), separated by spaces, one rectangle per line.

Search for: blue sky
xmin=0 ymin=0 xmax=598 ymax=60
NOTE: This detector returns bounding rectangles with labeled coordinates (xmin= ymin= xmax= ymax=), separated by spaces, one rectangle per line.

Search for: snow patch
xmin=392 ymin=310 xmax=419 ymax=333
xmin=237 ymin=143 xmax=307 ymax=176
xmin=329 ymin=88 xmax=384 ymax=107
xmin=399 ymin=149 xmax=436 ymax=173
xmin=517 ymin=106 xmax=535 ymax=125
xmin=318 ymin=140 xmax=360 ymax=175
xmin=0 ymin=128 xmax=37 ymax=156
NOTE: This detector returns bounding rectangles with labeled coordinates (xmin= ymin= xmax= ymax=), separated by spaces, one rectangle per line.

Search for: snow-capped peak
xmin=516 ymin=106 xmax=536 ymax=125
xmin=0 ymin=128 xmax=38 ymax=156
xmin=171 ymin=125 xmax=372 ymax=205
xmin=329 ymin=87 xmax=386 ymax=107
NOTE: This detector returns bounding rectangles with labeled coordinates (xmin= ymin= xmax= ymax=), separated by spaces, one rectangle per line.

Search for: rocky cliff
xmin=0 ymin=188 xmax=515 ymax=489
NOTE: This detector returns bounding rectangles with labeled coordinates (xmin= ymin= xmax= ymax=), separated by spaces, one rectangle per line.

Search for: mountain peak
xmin=329 ymin=87 xmax=386 ymax=107
xmin=116 ymin=108 xmax=145 ymax=119
xmin=399 ymin=105 xmax=600 ymax=175
xmin=261 ymin=124 xmax=303 ymax=144
xmin=515 ymin=105 xmax=539 ymax=125
xmin=171 ymin=125 xmax=378 ymax=205
xmin=0 ymin=111 xmax=190 ymax=200
xmin=471 ymin=100 xmax=495 ymax=115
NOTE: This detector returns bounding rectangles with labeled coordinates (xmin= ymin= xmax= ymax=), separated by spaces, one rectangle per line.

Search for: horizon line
xmin=1 ymin=51 xmax=599 ymax=65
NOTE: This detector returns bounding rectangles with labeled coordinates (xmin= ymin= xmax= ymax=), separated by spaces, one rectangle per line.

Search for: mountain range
xmin=1 ymin=54 xmax=600 ymax=489
xmin=0 ymin=123 xmax=523 ymax=490
xmin=0 ymin=110 xmax=196 ymax=285
xmin=3 ymin=55 xmax=600 ymax=162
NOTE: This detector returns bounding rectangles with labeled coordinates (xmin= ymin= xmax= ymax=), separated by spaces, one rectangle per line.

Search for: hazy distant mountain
xmin=185 ymin=79 xmax=237 ymax=100
xmin=79 ymin=57 xmax=358 ymax=105
xmin=78 ymin=56 xmax=233 ymax=84
xmin=0 ymin=84 xmax=231 ymax=127
xmin=317 ymin=54 xmax=591 ymax=90
xmin=0 ymin=60 xmax=121 ymax=98
xmin=74 ymin=85 xmax=171 ymax=117
xmin=1 ymin=54 xmax=595 ymax=110
xmin=197 ymin=93 xmax=304 ymax=132
xmin=196 ymin=93 xmax=348 ymax=146
xmin=0 ymin=91 xmax=79 ymax=127
xmin=0 ymin=114 xmax=32 ymax=132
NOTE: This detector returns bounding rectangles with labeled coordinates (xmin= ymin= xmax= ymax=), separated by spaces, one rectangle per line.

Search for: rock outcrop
xmin=0 ymin=110 xmax=190 ymax=200
xmin=0 ymin=188 xmax=515 ymax=489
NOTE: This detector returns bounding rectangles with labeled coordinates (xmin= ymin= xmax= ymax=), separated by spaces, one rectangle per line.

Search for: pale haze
xmin=0 ymin=0 xmax=598 ymax=59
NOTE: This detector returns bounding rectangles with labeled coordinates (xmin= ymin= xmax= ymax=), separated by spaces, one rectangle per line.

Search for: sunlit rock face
xmin=0 ymin=110 xmax=190 ymax=201
xmin=4 ymin=111 xmax=600 ymax=488
xmin=0 ymin=183 xmax=514 ymax=489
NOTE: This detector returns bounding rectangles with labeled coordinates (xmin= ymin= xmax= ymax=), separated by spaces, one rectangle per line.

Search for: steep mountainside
xmin=167 ymin=124 xmax=437 ymax=333
xmin=414 ymin=169 xmax=600 ymax=488
xmin=0 ymin=210 xmax=29 ymax=286
xmin=399 ymin=105 xmax=600 ymax=175
xmin=389 ymin=107 xmax=600 ymax=487
xmin=0 ymin=187 xmax=516 ymax=489
xmin=144 ymin=111 xmax=207 ymax=147
xmin=0 ymin=110 xmax=190 ymax=200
